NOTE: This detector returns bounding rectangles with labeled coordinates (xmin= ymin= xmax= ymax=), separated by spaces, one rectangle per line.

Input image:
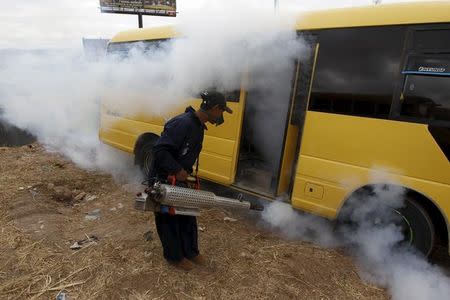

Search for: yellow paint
xmin=108 ymin=3 xmax=450 ymax=44
xmin=305 ymin=182 xmax=324 ymax=200
xmin=110 ymin=1 xmax=450 ymax=43
xmin=277 ymin=60 xmax=301 ymax=196
xmin=277 ymin=124 xmax=299 ymax=195
xmin=291 ymin=112 xmax=450 ymax=220
xmin=296 ymin=2 xmax=450 ymax=30
xmin=110 ymin=25 xmax=178 ymax=43
xmin=101 ymin=96 xmax=245 ymax=185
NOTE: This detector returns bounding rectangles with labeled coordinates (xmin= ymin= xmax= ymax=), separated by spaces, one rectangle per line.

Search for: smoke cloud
xmin=0 ymin=49 xmax=139 ymax=183
xmin=262 ymin=171 xmax=450 ymax=299
xmin=0 ymin=1 xmax=303 ymax=184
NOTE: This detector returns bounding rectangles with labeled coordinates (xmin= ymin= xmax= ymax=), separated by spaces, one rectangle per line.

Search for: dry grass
xmin=0 ymin=144 xmax=389 ymax=299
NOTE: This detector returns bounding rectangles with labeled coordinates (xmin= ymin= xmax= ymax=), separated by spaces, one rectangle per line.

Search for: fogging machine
xmin=135 ymin=181 xmax=264 ymax=216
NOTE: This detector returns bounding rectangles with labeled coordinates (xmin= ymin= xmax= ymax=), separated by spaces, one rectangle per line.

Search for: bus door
xmin=288 ymin=38 xmax=322 ymax=203
xmin=233 ymin=36 xmax=318 ymax=197
xmin=277 ymin=41 xmax=319 ymax=198
xmin=196 ymin=90 xmax=246 ymax=185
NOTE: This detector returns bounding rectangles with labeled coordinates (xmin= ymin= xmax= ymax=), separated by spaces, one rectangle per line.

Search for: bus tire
xmin=338 ymin=191 xmax=436 ymax=257
xmin=396 ymin=196 xmax=435 ymax=257
xmin=134 ymin=134 xmax=159 ymax=179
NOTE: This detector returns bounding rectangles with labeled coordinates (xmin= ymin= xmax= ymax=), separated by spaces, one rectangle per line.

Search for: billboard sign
xmin=100 ymin=0 xmax=176 ymax=17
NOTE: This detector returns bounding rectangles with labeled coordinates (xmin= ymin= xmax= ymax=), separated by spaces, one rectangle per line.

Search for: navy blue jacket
xmin=150 ymin=106 xmax=205 ymax=180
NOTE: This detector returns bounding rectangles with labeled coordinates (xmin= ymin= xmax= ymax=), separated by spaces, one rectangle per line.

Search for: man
xmin=150 ymin=90 xmax=233 ymax=271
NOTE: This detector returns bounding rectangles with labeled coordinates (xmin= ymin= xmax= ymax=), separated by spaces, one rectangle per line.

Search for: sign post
xmin=138 ymin=13 xmax=143 ymax=28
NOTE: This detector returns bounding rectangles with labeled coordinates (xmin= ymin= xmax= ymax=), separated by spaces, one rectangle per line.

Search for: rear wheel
xmin=394 ymin=197 xmax=435 ymax=256
xmin=338 ymin=193 xmax=435 ymax=257
xmin=134 ymin=134 xmax=158 ymax=179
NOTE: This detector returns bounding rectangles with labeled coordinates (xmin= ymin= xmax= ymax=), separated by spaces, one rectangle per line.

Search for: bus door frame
xmin=277 ymin=33 xmax=320 ymax=197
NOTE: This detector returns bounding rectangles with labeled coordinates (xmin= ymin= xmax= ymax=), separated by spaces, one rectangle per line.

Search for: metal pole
xmin=274 ymin=0 xmax=278 ymax=11
xmin=138 ymin=13 xmax=143 ymax=28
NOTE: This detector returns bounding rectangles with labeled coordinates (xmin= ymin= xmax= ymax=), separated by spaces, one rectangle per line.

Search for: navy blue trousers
xmin=154 ymin=212 xmax=199 ymax=262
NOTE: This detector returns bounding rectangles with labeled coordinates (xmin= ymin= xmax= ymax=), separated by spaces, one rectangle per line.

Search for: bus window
xmin=400 ymin=54 xmax=450 ymax=160
xmin=291 ymin=34 xmax=316 ymax=126
xmin=106 ymin=39 xmax=171 ymax=58
xmin=309 ymin=26 xmax=406 ymax=119
xmin=224 ymin=90 xmax=241 ymax=103
xmin=400 ymin=75 xmax=450 ymax=122
xmin=401 ymin=55 xmax=450 ymax=123
xmin=413 ymin=29 xmax=450 ymax=52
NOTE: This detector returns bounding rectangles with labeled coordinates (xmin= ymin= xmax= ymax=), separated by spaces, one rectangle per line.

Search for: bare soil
xmin=0 ymin=144 xmax=389 ymax=299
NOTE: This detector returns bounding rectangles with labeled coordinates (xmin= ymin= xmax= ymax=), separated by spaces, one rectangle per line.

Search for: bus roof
xmin=297 ymin=1 xmax=450 ymax=30
xmin=110 ymin=25 xmax=178 ymax=43
xmin=110 ymin=2 xmax=450 ymax=43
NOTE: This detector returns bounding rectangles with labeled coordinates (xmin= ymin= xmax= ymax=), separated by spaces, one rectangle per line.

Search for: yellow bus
xmin=100 ymin=2 xmax=450 ymax=257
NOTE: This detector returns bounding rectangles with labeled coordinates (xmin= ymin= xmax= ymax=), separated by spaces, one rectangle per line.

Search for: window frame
xmin=306 ymin=25 xmax=407 ymax=120
xmin=398 ymin=73 xmax=450 ymax=127
xmin=106 ymin=38 xmax=171 ymax=58
xmin=291 ymin=31 xmax=318 ymax=125
xmin=390 ymin=24 xmax=450 ymax=127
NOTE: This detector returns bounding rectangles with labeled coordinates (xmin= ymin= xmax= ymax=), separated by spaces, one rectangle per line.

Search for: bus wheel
xmin=395 ymin=197 xmax=435 ymax=257
xmin=338 ymin=194 xmax=435 ymax=257
xmin=134 ymin=134 xmax=158 ymax=179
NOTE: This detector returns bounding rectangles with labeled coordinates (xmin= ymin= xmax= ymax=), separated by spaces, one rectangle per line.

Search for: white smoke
xmin=262 ymin=171 xmax=450 ymax=299
xmin=261 ymin=201 xmax=338 ymax=246
xmin=0 ymin=49 xmax=139 ymax=182
xmin=2 ymin=1 xmax=448 ymax=298
xmin=0 ymin=2 xmax=303 ymax=184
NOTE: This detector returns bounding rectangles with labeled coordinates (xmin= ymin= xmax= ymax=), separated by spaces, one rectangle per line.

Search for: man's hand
xmin=176 ymin=169 xmax=189 ymax=182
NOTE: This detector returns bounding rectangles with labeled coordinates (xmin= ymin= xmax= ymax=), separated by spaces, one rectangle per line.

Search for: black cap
xmin=200 ymin=90 xmax=233 ymax=114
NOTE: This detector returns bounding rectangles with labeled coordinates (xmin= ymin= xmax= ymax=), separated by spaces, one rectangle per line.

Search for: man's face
xmin=207 ymin=105 xmax=225 ymax=124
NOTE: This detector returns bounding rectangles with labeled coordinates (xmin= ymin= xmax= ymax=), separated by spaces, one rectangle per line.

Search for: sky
xmin=0 ymin=0 xmax=426 ymax=49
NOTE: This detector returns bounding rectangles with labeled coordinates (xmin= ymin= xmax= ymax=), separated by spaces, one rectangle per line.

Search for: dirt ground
xmin=0 ymin=144 xmax=390 ymax=299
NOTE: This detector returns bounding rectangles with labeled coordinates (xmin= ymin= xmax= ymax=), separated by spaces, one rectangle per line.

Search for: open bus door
xmin=196 ymin=90 xmax=246 ymax=185
xmin=280 ymin=38 xmax=319 ymax=199
xmin=232 ymin=36 xmax=318 ymax=198
xmin=290 ymin=40 xmax=334 ymax=210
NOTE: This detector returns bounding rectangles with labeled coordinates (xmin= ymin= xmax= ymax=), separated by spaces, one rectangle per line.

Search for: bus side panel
xmin=99 ymin=99 xmax=245 ymax=185
xmin=99 ymin=113 xmax=164 ymax=153
xmin=291 ymin=111 xmax=450 ymax=219
xmin=189 ymin=100 xmax=244 ymax=185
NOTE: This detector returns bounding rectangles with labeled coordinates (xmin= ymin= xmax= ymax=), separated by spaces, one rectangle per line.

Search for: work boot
xmin=171 ymin=258 xmax=194 ymax=271
xmin=189 ymin=254 xmax=208 ymax=266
